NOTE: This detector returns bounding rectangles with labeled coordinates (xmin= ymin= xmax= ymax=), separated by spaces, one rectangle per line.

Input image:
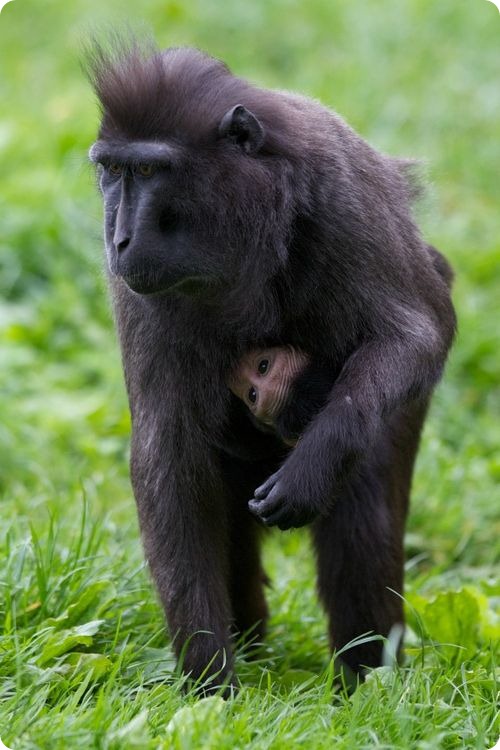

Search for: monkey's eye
xmin=137 ymin=163 xmax=154 ymax=177
xmin=257 ymin=359 xmax=269 ymax=375
xmin=248 ymin=386 xmax=257 ymax=404
xmin=109 ymin=163 xmax=123 ymax=176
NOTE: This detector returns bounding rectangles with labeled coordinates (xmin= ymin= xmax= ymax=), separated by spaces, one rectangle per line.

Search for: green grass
xmin=0 ymin=0 xmax=499 ymax=747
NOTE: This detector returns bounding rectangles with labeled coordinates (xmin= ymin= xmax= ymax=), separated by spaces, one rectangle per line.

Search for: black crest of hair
xmin=86 ymin=35 xmax=456 ymax=695
xmin=84 ymin=36 xmax=289 ymax=151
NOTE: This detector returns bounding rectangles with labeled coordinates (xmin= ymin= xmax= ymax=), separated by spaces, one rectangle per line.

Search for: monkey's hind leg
xmin=312 ymin=400 xmax=428 ymax=677
xmin=222 ymin=456 xmax=274 ymax=650
xmin=229 ymin=512 xmax=269 ymax=650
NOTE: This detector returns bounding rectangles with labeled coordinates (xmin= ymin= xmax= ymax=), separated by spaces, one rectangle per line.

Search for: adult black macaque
xmin=87 ymin=41 xmax=455 ymax=693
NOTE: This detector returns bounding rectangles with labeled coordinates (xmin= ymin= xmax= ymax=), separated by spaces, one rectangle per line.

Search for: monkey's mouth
xmin=121 ymin=271 xmax=212 ymax=296
xmin=121 ymin=273 xmax=169 ymax=295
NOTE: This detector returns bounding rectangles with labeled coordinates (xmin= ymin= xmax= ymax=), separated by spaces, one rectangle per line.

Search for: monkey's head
xmin=228 ymin=346 xmax=309 ymax=426
xmin=87 ymin=44 xmax=295 ymax=299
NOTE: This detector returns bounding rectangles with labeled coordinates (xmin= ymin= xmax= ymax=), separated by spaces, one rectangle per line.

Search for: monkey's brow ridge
xmin=88 ymin=139 xmax=178 ymax=165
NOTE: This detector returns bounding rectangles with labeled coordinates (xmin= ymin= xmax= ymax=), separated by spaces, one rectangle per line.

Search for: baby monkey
xmin=228 ymin=346 xmax=334 ymax=446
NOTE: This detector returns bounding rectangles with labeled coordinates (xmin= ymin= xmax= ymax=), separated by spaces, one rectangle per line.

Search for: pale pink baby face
xmin=228 ymin=346 xmax=309 ymax=424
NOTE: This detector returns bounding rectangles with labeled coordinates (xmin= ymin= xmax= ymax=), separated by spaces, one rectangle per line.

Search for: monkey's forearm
xmin=299 ymin=329 xmax=451 ymax=475
xmin=249 ymin=326 xmax=453 ymax=529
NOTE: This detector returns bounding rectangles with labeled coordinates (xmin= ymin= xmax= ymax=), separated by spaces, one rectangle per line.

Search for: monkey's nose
xmin=115 ymin=234 xmax=131 ymax=251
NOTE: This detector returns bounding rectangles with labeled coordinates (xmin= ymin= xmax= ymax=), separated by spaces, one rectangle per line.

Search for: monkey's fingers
xmin=253 ymin=469 xmax=282 ymax=500
xmin=249 ymin=484 xmax=319 ymax=529
xmin=250 ymin=469 xmax=317 ymax=529
xmin=262 ymin=508 xmax=294 ymax=529
xmin=248 ymin=483 xmax=287 ymax=522
xmin=266 ymin=504 xmax=317 ymax=530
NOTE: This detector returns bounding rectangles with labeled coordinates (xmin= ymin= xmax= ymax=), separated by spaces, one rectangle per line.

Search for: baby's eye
xmin=248 ymin=386 xmax=257 ymax=404
xmin=257 ymin=359 xmax=269 ymax=375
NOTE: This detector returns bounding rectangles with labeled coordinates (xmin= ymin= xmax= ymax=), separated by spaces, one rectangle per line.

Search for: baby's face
xmin=228 ymin=347 xmax=308 ymax=424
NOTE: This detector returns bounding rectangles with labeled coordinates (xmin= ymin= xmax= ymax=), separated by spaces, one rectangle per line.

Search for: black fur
xmin=273 ymin=359 xmax=339 ymax=443
xmin=86 ymin=41 xmax=456 ymax=691
xmin=258 ymin=240 xmax=455 ymax=476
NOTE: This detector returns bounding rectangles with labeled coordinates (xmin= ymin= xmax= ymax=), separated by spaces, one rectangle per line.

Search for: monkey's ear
xmin=218 ymin=105 xmax=265 ymax=154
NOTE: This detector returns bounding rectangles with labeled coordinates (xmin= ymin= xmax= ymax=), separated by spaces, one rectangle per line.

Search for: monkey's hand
xmin=248 ymin=466 xmax=319 ymax=530
xmin=248 ymin=391 xmax=374 ymax=529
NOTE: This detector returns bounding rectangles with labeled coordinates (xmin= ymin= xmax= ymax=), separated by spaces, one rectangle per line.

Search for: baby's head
xmin=228 ymin=346 xmax=309 ymax=425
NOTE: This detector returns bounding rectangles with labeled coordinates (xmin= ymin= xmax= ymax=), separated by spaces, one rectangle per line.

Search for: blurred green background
xmin=0 ymin=1 xmax=498 ymax=748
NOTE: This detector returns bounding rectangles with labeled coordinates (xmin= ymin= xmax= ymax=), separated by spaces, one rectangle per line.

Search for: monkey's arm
xmin=249 ymin=303 xmax=455 ymax=529
xmin=274 ymin=362 xmax=335 ymax=442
